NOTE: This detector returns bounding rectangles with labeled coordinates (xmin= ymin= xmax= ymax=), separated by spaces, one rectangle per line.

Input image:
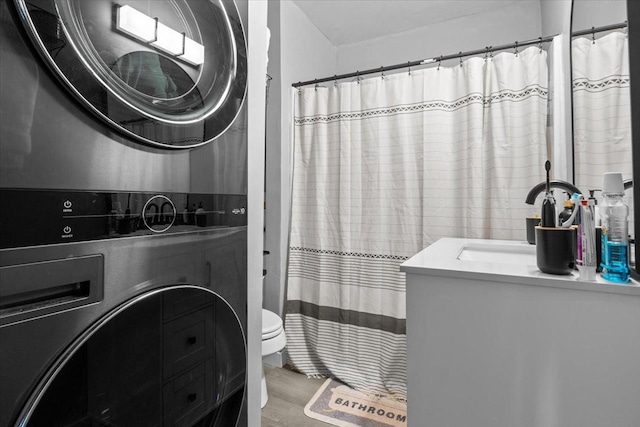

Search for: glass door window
xmin=17 ymin=287 xmax=246 ymax=426
xmin=12 ymin=0 xmax=247 ymax=148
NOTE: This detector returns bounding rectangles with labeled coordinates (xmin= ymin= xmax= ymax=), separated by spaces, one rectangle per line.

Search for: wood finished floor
xmin=261 ymin=365 xmax=331 ymax=427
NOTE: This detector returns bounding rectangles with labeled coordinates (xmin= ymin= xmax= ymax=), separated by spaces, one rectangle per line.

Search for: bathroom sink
xmin=456 ymin=241 xmax=537 ymax=265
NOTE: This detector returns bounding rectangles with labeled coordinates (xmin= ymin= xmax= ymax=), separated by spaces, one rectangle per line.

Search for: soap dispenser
xmin=558 ymin=192 xmax=574 ymax=225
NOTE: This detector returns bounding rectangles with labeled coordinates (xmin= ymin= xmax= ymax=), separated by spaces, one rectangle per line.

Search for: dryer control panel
xmin=0 ymin=189 xmax=247 ymax=249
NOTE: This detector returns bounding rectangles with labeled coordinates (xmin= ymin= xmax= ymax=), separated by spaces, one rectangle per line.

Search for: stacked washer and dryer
xmin=0 ymin=1 xmax=249 ymax=426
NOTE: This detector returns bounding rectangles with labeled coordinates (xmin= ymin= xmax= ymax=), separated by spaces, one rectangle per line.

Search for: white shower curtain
xmin=286 ymin=47 xmax=548 ymax=400
xmin=572 ymin=32 xmax=632 ymax=191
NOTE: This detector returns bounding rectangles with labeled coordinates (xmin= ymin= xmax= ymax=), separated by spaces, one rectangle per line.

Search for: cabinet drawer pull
xmin=187 ymin=393 xmax=197 ymax=402
xmin=187 ymin=336 xmax=197 ymax=345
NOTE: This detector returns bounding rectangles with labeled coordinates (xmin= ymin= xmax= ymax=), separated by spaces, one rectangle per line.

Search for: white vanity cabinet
xmin=400 ymin=238 xmax=640 ymax=427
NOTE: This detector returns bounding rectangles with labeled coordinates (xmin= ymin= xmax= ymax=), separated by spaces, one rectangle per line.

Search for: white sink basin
xmin=456 ymin=241 xmax=536 ymax=265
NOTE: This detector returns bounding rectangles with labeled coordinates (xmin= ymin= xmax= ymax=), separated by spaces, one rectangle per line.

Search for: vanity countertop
xmin=400 ymin=238 xmax=640 ymax=296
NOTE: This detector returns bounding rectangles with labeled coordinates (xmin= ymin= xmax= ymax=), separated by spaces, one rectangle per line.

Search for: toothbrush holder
xmin=535 ymin=226 xmax=576 ymax=274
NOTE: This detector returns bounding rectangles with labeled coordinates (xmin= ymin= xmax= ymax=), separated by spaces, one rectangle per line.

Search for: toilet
xmin=261 ymin=308 xmax=287 ymax=408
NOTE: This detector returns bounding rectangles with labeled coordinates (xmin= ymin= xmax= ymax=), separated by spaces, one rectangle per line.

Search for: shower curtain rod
xmin=292 ymin=35 xmax=555 ymax=88
xmin=293 ymin=20 xmax=627 ymax=89
xmin=572 ymin=21 xmax=627 ymax=38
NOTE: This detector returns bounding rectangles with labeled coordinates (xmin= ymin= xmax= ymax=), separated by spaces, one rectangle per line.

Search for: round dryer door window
xmin=12 ymin=0 xmax=247 ymax=148
xmin=15 ymin=287 xmax=246 ymax=426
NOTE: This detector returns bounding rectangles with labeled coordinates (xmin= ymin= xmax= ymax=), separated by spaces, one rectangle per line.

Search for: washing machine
xmin=0 ymin=0 xmax=249 ymax=426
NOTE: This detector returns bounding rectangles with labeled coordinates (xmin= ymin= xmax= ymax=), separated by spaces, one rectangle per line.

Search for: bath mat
xmin=304 ymin=378 xmax=407 ymax=427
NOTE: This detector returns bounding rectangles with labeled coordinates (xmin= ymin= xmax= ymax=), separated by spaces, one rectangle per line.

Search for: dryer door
xmin=12 ymin=0 xmax=247 ymax=149
xmin=15 ymin=286 xmax=246 ymax=427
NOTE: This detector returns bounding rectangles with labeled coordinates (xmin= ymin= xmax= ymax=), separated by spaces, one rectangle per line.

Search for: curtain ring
xmin=538 ymin=37 xmax=543 ymax=54
xmin=314 ymin=79 xmax=318 ymax=91
xmin=380 ymin=66 xmax=385 ymax=80
xmin=489 ymin=47 xmax=494 ymax=61
xmin=356 ymin=71 xmax=361 ymax=84
xmin=514 ymin=41 xmax=519 ymax=57
xmin=407 ymin=61 xmax=411 ymax=76
xmin=592 ymin=27 xmax=596 ymax=44
xmin=484 ymin=47 xmax=489 ymax=62
xmin=459 ymin=52 xmax=463 ymax=67
xmin=334 ymin=75 xmax=338 ymax=87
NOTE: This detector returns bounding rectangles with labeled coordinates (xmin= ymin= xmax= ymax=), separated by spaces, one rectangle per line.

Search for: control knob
xmin=142 ymin=195 xmax=176 ymax=232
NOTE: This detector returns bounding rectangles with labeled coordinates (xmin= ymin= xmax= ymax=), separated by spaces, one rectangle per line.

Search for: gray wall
xmin=337 ymin=0 xmax=541 ymax=74
xmin=572 ymin=0 xmax=627 ymax=31
xmin=540 ymin=0 xmax=573 ymax=181
xmin=264 ymin=0 xmax=336 ymax=318
xmin=246 ymin=1 xmax=268 ymax=424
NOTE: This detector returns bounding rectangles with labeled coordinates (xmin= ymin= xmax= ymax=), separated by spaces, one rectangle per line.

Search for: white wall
xmin=263 ymin=0 xmax=336 ymax=321
xmin=337 ymin=0 xmax=542 ymax=74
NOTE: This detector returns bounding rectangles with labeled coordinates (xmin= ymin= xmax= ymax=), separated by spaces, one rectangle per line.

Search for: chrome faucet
xmin=525 ymin=180 xmax=582 ymax=205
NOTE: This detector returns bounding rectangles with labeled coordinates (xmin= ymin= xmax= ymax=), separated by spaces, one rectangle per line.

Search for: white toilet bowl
xmin=261 ymin=308 xmax=286 ymax=408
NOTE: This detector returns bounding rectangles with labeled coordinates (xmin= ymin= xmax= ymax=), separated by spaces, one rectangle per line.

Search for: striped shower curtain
xmin=286 ymin=47 xmax=549 ymax=400
xmin=572 ymin=31 xmax=632 ymax=193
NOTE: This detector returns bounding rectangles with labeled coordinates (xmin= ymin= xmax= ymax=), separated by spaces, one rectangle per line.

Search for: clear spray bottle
xmin=600 ymin=172 xmax=630 ymax=283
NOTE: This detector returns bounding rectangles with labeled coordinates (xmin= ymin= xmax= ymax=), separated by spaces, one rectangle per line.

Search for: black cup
xmin=526 ymin=217 xmax=541 ymax=244
xmin=535 ymin=226 xmax=576 ymax=274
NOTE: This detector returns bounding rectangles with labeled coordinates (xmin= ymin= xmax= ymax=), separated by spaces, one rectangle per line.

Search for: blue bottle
xmin=600 ymin=172 xmax=630 ymax=283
